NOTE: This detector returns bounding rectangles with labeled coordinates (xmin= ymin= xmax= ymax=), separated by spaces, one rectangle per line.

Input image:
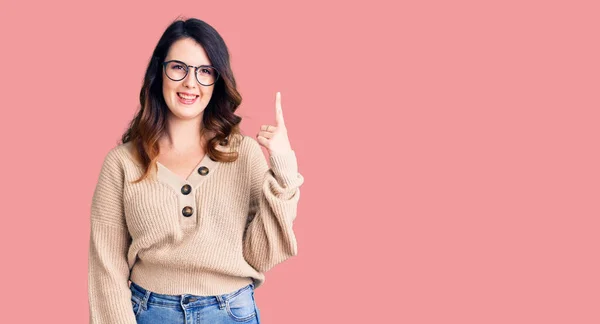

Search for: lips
xmin=176 ymin=93 xmax=198 ymax=105
xmin=177 ymin=92 xmax=199 ymax=100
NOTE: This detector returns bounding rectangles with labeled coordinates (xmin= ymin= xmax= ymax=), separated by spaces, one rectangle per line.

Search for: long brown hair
xmin=121 ymin=18 xmax=244 ymax=183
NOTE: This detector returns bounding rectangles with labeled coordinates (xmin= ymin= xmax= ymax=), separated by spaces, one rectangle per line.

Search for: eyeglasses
xmin=162 ymin=60 xmax=220 ymax=86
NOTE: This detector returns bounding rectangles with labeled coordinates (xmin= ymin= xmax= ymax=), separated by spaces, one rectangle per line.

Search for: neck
xmin=161 ymin=114 xmax=206 ymax=153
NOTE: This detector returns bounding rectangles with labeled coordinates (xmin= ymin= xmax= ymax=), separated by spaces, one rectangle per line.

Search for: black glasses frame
xmin=162 ymin=60 xmax=220 ymax=86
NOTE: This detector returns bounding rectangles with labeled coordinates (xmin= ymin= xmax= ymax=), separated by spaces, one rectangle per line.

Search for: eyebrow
xmin=166 ymin=59 xmax=212 ymax=66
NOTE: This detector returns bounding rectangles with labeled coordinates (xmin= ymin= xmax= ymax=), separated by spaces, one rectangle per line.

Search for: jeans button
xmin=184 ymin=296 xmax=197 ymax=303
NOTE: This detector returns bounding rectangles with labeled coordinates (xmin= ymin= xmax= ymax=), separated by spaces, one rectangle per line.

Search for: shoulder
xmin=240 ymin=134 xmax=259 ymax=149
xmin=103 ymin=141 xmax=146 ymax=170
xmin=238 ymin=134 xmax=264 ymax=159
xmin=98 ymin=142 xmax=136 ymax=171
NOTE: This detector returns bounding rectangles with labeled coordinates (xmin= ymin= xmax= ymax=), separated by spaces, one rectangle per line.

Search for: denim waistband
xmin=130 ymin=281 xmax=255 ymax=308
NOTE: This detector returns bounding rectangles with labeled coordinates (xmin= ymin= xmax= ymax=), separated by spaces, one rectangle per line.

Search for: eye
xmin=199 ymin=67 xmax=213 ymax=75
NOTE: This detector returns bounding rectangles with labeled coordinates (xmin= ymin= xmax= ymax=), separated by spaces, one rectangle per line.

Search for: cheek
xmin=162 ymin=77 xmax=176 ymax=94
xmin=201 ymin=88 xmax=214 ymax=100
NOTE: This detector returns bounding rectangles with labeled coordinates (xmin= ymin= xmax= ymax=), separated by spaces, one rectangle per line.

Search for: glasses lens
xmin=165 ymin=61 xmax=187 ymax=81
xmin=196 ymin=66 xmax=218 ymax=85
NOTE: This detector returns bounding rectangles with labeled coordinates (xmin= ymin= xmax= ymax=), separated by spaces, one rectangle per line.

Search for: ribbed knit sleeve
xmin=243 ymin=138 xmax=305 ymax=273
xmin=88 ymin=148 xmax=136 ymax=324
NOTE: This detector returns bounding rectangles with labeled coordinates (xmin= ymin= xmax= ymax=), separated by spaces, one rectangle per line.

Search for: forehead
xmin=165 ymin=38 xmax=211 ymax=66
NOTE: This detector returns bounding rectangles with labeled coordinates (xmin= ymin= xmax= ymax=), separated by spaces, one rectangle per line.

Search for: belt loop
xmin=141 ymin=289 xmax=151 ymax=310
xmin=216 ymin=294 xmax=226 ymax=310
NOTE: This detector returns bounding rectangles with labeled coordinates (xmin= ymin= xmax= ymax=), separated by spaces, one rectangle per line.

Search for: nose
xmin=183 ymin=67 xmax=198 ymax=88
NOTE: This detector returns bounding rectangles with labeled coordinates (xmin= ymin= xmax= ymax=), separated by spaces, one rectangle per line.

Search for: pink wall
xmin=0 ymin=0 xmax=598 ymax=323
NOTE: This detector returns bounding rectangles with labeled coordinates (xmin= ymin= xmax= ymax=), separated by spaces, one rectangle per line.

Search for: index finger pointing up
xmin=275 ymin=91 xmax=285 ymax=126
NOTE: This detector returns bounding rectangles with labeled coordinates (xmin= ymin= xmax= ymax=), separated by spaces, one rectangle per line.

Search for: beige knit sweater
xmin=87 ymin=134 xmax=304 ymax=323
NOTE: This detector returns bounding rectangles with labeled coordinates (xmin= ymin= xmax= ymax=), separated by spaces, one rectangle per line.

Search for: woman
xmin=88 ymin=17 xmax=304 ymax=324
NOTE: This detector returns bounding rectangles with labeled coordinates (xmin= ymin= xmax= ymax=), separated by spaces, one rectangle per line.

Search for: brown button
xmin=181 ymin=184 xmax=192 ymax=195
xmin=182 ymin=206 xmax=193 ymax=217
xmin=197 ymin=166 xmax=209 ymax=176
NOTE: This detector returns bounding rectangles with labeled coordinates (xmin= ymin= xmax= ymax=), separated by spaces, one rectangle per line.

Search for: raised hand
xmin=256 ymin=92 xmax=293 ymax=155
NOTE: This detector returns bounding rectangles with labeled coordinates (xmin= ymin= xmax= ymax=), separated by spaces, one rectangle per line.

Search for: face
xmin=162 ymin=38 xmax=215 ymax=121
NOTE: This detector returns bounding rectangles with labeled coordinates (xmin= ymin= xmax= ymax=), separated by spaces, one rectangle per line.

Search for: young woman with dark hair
xmin=88 ymin=17 xmax=304 ymax=324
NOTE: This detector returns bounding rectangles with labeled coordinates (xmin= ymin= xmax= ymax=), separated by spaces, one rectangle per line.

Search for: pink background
xmin=1 ymin=0 xmax=599 ymax=323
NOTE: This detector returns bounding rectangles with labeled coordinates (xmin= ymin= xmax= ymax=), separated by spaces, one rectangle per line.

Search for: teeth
xmin=178 ymin=93 xmax=197 ymax=100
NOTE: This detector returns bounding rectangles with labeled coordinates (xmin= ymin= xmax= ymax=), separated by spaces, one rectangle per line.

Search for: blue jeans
xmin=130 ymin=281 xmax=261 ymax=324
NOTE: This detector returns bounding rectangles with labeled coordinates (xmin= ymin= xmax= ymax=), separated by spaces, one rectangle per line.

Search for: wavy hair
xmin=121 ymin=17 xmax=243 ymax=183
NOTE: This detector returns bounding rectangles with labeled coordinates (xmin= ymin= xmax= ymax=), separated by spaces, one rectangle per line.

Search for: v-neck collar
xmin=122 ymin=139 xmax=233 ymax=227
xmin=155 ymin=152 xmax=221 ymax=191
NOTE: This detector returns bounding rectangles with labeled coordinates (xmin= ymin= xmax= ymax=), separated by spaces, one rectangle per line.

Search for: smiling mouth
xmin=177 ymin=93 xmax=199 ymax=100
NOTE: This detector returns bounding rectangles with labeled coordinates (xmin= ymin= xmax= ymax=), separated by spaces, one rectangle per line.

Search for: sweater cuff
xmin=269 ymin=150 xmax=299 ymax=188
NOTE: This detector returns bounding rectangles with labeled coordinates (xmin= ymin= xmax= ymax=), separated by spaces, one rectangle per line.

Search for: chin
xmin=170 ymin=107 xmax=206 ymax=120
